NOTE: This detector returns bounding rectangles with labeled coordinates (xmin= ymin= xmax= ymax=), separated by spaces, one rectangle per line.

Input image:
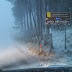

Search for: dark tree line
xmin=7 ymin=0 xmax=72 ymax=43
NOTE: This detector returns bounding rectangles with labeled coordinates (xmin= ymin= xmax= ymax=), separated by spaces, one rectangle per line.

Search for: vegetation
xmin=7 ymin=0 xmax=72 ymax=44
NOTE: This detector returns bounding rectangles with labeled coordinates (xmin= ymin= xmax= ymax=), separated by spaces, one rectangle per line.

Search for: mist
xmin=0 ymin=0 xmax=72 ymax=71
xmin=0 ymin=0 xmax=40 ymax=70
xmin=0 ymin=0 xmax=14 ymax=48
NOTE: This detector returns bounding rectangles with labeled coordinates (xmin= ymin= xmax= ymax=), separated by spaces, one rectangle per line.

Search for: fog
xmin=0 ymin=0 xmax=14 ymax=48
xmin=0 ymin=0 xmax=18 ymax=69
xmin=0 ymin=0 xmax=72 ymax=70
xmin=0 ymin=0 xmax=40 ymax=70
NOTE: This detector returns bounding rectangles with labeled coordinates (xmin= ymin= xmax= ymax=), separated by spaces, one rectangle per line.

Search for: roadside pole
xmin=39 ymin=45 xmax=42 ymax=54
xmin=49 ymin=26 xmax=53 ymax=53
xmin=65 ymin=25 xmax=67 ymax=50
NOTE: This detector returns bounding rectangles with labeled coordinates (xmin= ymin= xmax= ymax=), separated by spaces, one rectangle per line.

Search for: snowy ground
xmin=0 ymin=27 xmax=72 ymax=71
xmin=0 ymin=44 xmax=40 ymax=70
xmin=51 ymin=26 xmax=72 ymax=65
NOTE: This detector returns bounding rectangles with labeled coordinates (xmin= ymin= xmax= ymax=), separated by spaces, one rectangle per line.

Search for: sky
xmin=0 ymin=0 xmax=14 ymax=48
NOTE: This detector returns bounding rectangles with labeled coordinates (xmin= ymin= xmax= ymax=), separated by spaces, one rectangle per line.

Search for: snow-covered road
xmin=0 ymin=44 xmax=40 ymax=70
xmin=0 ymin=27 xmax=72 ymax=71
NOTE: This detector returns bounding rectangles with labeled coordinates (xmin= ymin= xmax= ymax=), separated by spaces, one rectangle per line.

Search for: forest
xmin=7 ymin=0 xmax=72 ymax=51
xmin=0 ymin=0 xmax=71 ymax=70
